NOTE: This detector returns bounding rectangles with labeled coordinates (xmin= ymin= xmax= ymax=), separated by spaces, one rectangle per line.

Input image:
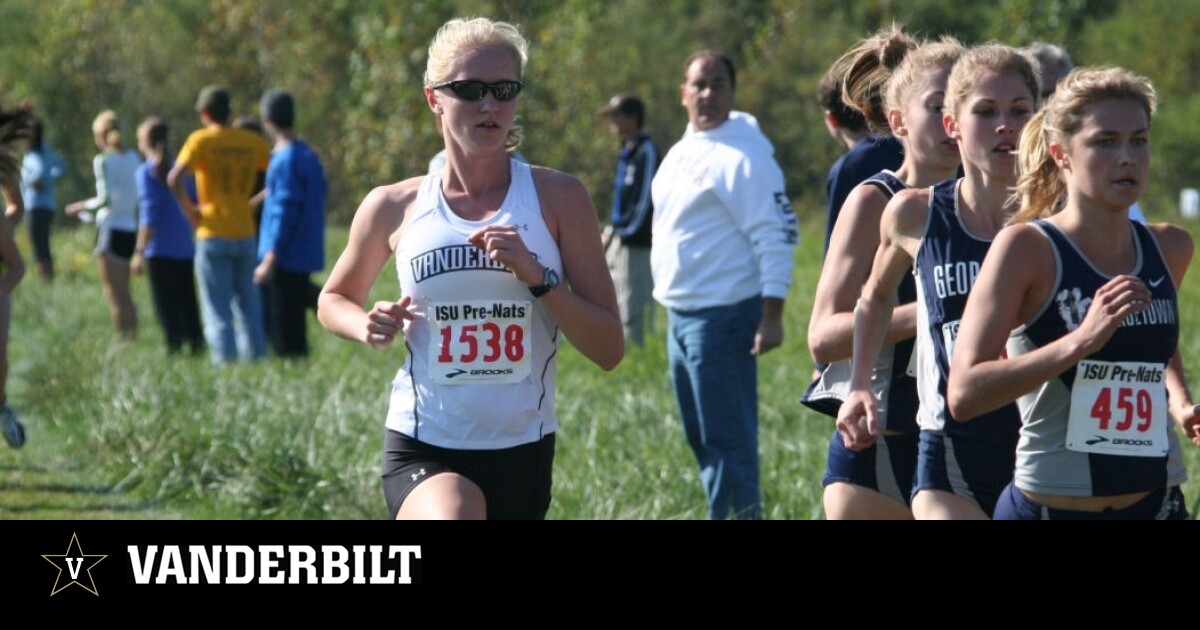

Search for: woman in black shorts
xmin=319 ymin=17 xmax=623 ymax=519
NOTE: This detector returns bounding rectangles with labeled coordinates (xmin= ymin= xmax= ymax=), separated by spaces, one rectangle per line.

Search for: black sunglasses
xmin=432 ymin=80 xmax=523 ymax=102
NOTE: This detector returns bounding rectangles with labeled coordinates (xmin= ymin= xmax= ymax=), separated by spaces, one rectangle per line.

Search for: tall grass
xmin=1 ymin=211 xmax=1197 ymax=519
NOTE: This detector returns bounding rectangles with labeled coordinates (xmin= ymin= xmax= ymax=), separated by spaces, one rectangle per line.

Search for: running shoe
xmin=1 ymin=404 xmax=25 ymax=449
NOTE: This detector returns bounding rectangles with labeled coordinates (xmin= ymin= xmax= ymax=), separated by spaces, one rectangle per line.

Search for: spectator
xmin=19 ymin=117 xmax=66 ymax=282
xmin=168 ymin=85 xmax=271 ymax=363
xmin=132 ymin=117 xmax=205 ymax=355
xmin=253 ymin=89 xmax=327 ymax=358
xmin=651 ymin=50 xmax=799 ymax=519
xmin=66 ymin=110 xmax=140 ymax=340
xmin=598 ymin=93 xmax=659 ymax=347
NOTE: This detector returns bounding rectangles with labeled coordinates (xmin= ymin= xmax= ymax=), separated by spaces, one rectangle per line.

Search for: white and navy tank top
xmin=913 ymin=178 xmax=1021 ymax=444
xmin=802 ymin=170 xmax=918 ymax=433
xmin=386 ymin=159 xmax=563 ymax=450
xmin=1007 ymin=219 xmax=1179 ymax=496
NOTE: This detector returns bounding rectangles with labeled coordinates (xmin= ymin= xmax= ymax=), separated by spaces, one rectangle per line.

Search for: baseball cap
xmin=597 ymin=93 xmax=644 ymax=118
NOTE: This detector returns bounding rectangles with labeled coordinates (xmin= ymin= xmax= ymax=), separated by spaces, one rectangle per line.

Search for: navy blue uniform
xmin=823 ymin=136 xmax=904 ymax=256
xmin=805 ymin=170 xmax=920 ymax=506
xmin=912 ymin=179 xmax=1021 ymax=516
xmin=998 ymin=220 xmax=1183 ymax=519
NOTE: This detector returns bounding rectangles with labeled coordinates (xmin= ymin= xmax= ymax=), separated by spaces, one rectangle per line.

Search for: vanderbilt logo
xmin=42 ymin=533 xmax=107 ymax=596
xmin=410 ymin=245 xmax=534 ymax=283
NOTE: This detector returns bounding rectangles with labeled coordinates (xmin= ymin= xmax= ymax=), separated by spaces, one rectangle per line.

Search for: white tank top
xmin=385 ymin=159 xmax=563 ymax=449
xmin=92 ymin=149 xmax=141 ymax=232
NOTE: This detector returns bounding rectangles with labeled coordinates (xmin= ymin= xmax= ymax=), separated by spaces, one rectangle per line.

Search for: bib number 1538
xmin=437 ymin=322 xmax=524 ymax=364
xmin=429 ymin=300 xmax=532 ymax=385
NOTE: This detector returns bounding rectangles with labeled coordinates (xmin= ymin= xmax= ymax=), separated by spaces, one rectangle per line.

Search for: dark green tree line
xmin=1 ymin=0 xmax=1193 ymax=224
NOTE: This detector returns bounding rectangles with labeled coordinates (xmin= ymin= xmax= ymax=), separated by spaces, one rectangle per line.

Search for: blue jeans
xmin=195 ymin=236 xmax=266 ymax=363
xmin=667 ymin=296 xmax=762 ymax=519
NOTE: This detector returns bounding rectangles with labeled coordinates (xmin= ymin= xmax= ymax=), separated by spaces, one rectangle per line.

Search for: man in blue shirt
xmin=253 ymin=89 xmax=326 ymax=358
xmin=599 ymin=93 xmax=658 ymax=347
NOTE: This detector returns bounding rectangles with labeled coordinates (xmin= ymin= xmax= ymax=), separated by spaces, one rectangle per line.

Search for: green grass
xmin=1 ymin=211 xmax=1198 ymax=519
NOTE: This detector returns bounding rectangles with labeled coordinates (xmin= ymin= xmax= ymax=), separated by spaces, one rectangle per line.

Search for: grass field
xmin=1 ymin=210 xmax=1197 ymax=520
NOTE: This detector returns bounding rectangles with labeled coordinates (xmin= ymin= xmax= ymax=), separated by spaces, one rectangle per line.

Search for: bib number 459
xmin=1067 ymin=360 xmax=1167 ymax=456
xmin=1089 ymin=386 xmax=1153 ymax=433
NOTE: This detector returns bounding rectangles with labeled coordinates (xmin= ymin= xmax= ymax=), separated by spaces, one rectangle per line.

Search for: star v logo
xmin=42 ymin=532 xmax=107 ymax=596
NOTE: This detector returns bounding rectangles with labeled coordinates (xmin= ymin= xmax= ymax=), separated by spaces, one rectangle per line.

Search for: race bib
xmin=941 ymin=320 xmax=960 ymax=365
xmin=428 ymin=300 xmax=532 ymax=385
xmin=1066 ymin=360 xmax=1168 ymax=457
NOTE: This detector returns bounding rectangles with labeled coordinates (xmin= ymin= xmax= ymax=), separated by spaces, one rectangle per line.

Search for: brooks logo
xmin=445 ymin=369 xmax=468 ymax=379
xmin=1086 ymin=435 xmax=1110 ymax=446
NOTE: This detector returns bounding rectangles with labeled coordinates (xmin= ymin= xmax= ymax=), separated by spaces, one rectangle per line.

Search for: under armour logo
xmin=411 ymin=468 xmax=427 ymax=482
xmin=516 ymin=223 xmax=529 ymax=232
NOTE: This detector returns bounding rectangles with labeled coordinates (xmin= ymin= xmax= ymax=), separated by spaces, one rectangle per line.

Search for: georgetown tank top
xmin=913 ymin=178 xmax=1021 ymax=445
xmin=1007 ymin=219 xmax=1178 ymax=496
xmin=801 ymin=170 xmax=918 ymax=433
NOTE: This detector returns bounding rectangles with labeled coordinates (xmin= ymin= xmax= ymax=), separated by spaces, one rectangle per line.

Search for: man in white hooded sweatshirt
xmin=651 ymin=49 xmax=798 ymax=519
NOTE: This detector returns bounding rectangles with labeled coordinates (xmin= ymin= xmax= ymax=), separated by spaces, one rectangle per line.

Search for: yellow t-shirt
xmin=176 ymin=126 xmax=271 ymax=240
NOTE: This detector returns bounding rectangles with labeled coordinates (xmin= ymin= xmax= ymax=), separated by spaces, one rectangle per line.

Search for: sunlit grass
xmin=1 ymin=211 xmax=1198 ymax=519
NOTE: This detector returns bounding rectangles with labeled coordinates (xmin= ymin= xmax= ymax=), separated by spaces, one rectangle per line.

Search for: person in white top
xmin=651 ymin=50 xmax=799 ymax=519
xmin=319 ymin=17 xmax=621 ymax=520
xmin=66 ymin=110 xmax=140 ymax=340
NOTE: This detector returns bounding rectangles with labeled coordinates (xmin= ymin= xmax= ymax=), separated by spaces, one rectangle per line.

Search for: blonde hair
xmin=944 ymin=43 xmax=1039 ymax=120
xmin=92 ymin=109 xmax=122 ymax=150
xmin=885 ymin=36 xmax=964 ymax=118
xmin=425 ymin=17 xmax=529 ymax=151
xmin=839 ymin=24 xmax=918 ymax=134
xmin=1010 ymin=66 xmax=1156 ymax=223
xmin=840 ymin=27 xmax=964 ymax=136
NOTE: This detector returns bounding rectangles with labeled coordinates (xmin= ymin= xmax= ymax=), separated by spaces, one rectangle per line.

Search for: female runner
xmin=836 ymin=44 xmax=1038 ymax=519
xmin=806 ymin=28 xmax=963 ymax=519
xmin=319 ymin=17 xmax=622 ymax=520
xmin=948 ymin=66 xmax=1197 ymax=519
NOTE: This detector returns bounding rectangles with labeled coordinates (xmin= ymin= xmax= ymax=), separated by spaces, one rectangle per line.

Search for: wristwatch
xmin=529 ymin=266 xmax=560 ymax=298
